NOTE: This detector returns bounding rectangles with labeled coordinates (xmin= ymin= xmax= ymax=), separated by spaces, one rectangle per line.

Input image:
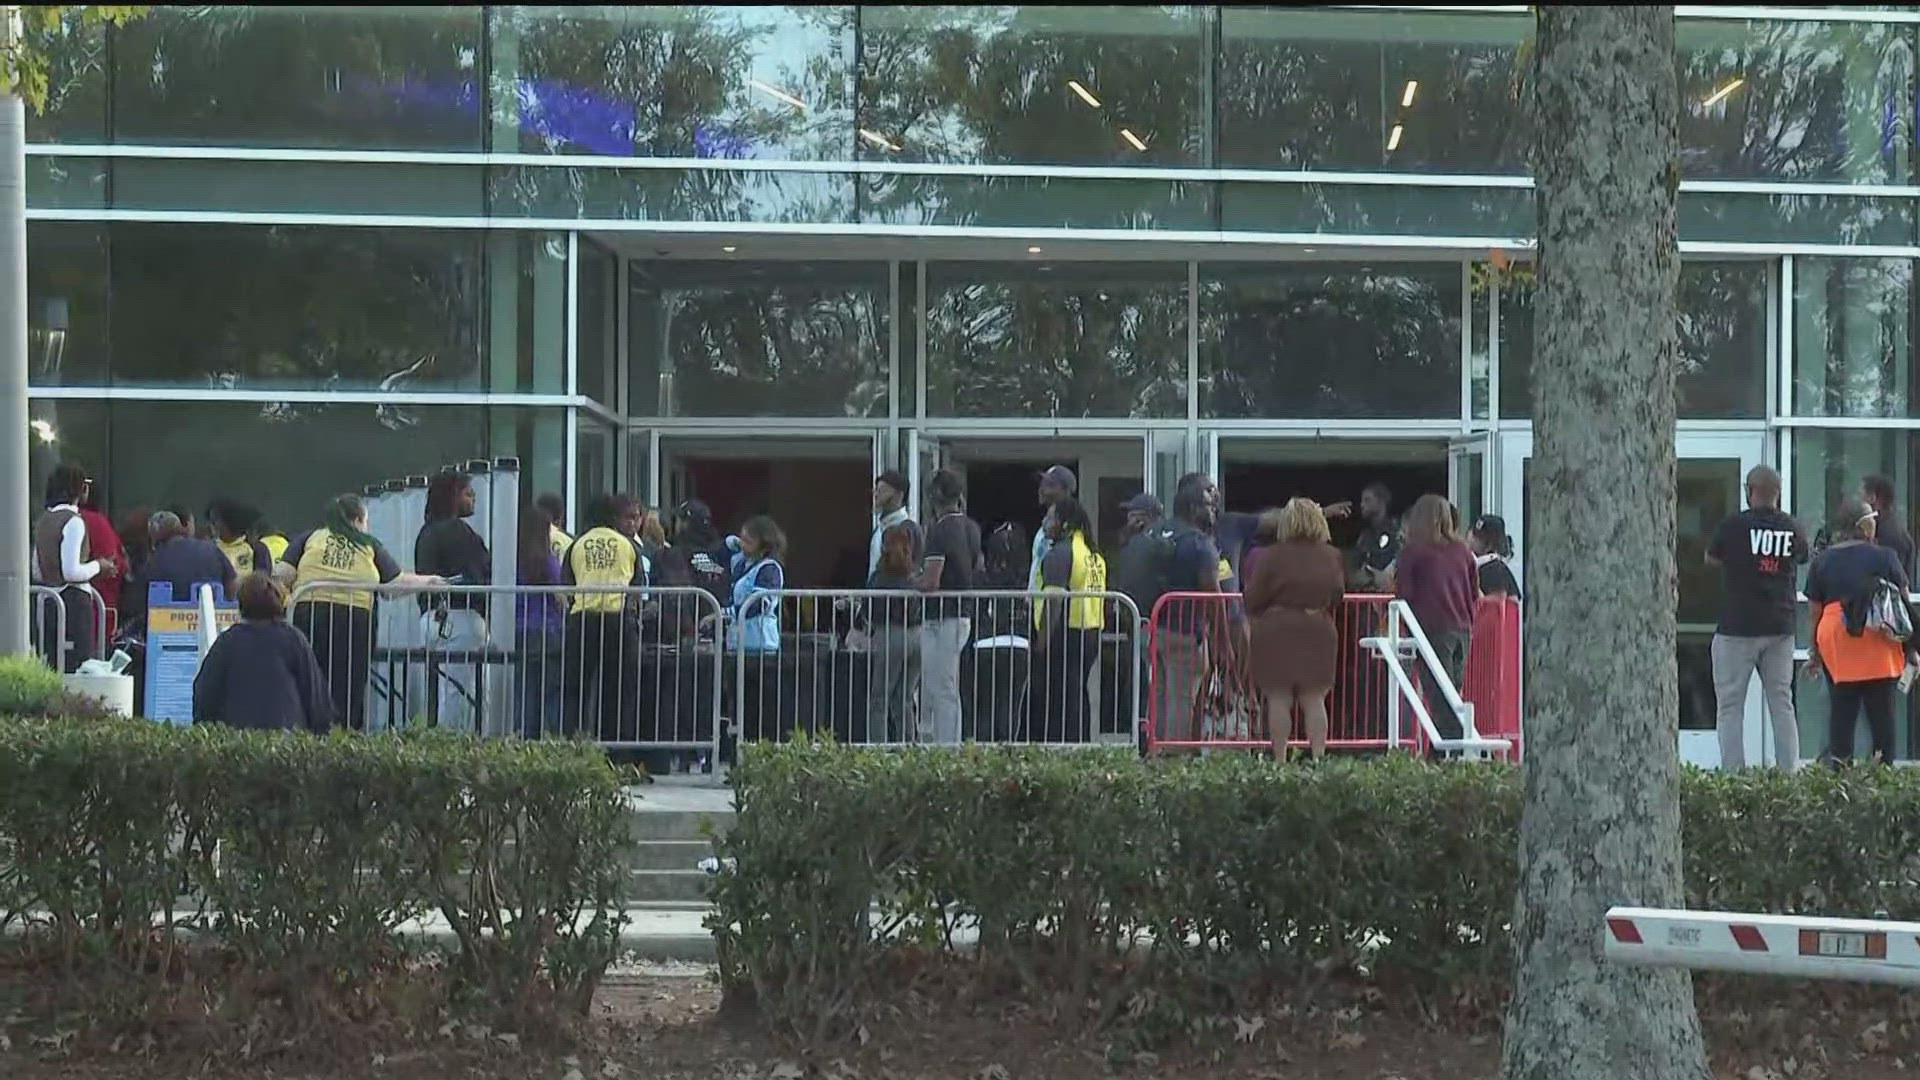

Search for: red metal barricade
xmin=1144 ymin=591 xmax=1522 ymax=758
xmin=1462 ymin=595 xmax=1523 ymax=758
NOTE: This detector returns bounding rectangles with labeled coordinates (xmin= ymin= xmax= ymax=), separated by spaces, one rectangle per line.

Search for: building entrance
xmin=658 ymin=434 xmax=880 ymax=588
xmin=921 ymin=435 xmax=1150 ymax=558
xmin=1215 ymin=437 xmax=1450 ymax=554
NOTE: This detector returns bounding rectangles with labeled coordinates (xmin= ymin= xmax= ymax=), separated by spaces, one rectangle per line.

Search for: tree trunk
xmin=0 ymin=5 xmax=33 ymax=657
xmin=1502 ymin=8 xmax=1706 ymax=1080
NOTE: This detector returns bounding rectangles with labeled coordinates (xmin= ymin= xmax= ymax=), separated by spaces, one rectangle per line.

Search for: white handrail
xmin=1360 ymin=599 xmax=1510 ymax=757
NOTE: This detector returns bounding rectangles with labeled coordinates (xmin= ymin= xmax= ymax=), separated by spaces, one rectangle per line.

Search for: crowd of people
xmin=1709 ymin=468 xmax=1918 ymax=769
xmin=31 ymin=454 xmax=1532 ymax=760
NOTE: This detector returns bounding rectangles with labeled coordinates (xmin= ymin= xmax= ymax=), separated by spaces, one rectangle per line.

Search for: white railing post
xmin=1385 ymin=600 xmax=1402 ymax=750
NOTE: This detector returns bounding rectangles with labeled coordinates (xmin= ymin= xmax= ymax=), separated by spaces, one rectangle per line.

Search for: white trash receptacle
xmin=62 ymin=673 xmax=135 ymax=717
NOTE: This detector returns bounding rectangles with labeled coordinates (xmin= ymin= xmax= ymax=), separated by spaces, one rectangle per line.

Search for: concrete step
xmin=628 ymin=839 xmax=715 ymax=872
xmin=625 ymin=808 xmax=734 ymax=843
xmin=625 ymin=868 xmax=713 ymax=904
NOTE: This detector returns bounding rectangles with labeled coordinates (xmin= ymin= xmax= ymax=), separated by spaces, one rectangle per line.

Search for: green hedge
xmin=0 ymin=717 xmax=629 ymax=1028
xmin=710 ymin=743 xmax=1920 ymax=1041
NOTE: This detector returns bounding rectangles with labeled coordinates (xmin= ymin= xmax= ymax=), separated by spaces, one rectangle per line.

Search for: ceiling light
xmin=748 ymin=79 xmax=808 ymax=111
xmin=1387 ymin=124 xmax=1404 ymax=152
xmin=1402 ymin=80 xmax=1418 ymax=108
xmin=1027 ymin=246 xmax=1043 ymax=254
xmin=858 ymin=128 xmax=901 ymax=152
xmin=1702 ymin=77 xmax=1744 ymax=108
xmin=1119 ymin=128 xmax=1148 ymax=152
xmin=722 ymin=245 xmax=737 ymax=253
xmin=1303 ymin=248 xmax=1317 ymax=254
xmin=1067 ymin=80 xmax=1102 ymax=109
xmin=29 ymin=419 xmax=55 ymax=443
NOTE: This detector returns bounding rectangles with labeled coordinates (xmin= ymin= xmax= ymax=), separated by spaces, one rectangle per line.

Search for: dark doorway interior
xmin=1222 ymin=461 xmax=1448 ymax=551
xmin=964 ymin=461 xmax=1060 ymax=556
xmin=682 ymin=456 xmax=871 ymax=588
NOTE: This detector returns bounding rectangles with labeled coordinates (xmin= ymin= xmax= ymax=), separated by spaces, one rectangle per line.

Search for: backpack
xmin=1113 ymin=521 xmax=1195 ymax=618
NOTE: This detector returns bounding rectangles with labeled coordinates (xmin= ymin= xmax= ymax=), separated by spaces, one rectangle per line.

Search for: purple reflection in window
xmin=355 ymin=73 xmax=767 ymax=159
xmin=693 ymin=122 xmax=752 ymax=159
xmin=519 ymin=78 xmax=637 ymax=156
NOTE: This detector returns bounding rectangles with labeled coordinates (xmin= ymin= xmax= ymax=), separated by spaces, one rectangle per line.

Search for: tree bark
xmin=1502 ymin=8 xmax=1707 ymax=1080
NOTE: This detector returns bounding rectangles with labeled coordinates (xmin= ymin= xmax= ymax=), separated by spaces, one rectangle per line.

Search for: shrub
xmin=0 ymin=717 xmax=630 ymax=1032
xmin=711 ymin=742 xmax=1920 ymax=1040
xmin=0 ymin=652 xmax=67 ymax=716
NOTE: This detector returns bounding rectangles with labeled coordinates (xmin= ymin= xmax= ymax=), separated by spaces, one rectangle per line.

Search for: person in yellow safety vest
xmin=1033 ymin=497 xmax=1107 ymax=744
xmin=560 ymin=493 xmax=650 ymax=740
xmin=537 ymin=492 xmax=572 ymax=563
xmin=282 ymin=494 xmax=442 ymax=731
xmin=208 ymin=498 xmax=272 ymax=580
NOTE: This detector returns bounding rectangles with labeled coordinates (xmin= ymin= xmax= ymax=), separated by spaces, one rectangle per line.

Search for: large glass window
xmin=1200 ymin=261 xmax=1461 ymax=420
xmin=104 ymin=224 xmax=489 ymax=391
xmin=857 ymin=5 xmax=1205 ymax=167
xmin=1678 ymin=19 xmax=1916 ymax=184
xmin=1499 ymin=261 xmax=1769 ymax=420
xmin=26 ymin=224 xmax=110 ymax=386
xmin=1792 ymin=257 xmax=1916 ymax=419
xmin=499 ymin=6 xmax=854 ymax=160
xmin=110 ymin=6 xmax=485 ymax=150
xmin=1790 ymin=429 xmax=1920 ymax=760
xmin=22 ymin=9 xmax=108 ymax=142
xmin=1217 ymin=8 xmax=1529 ymax=175
xmin=628 ymin=260 xmax=890 ymax=418
xmin=27 ymin=401 xmax=570 ymax=547
xmin=577 ymin=240 xmax=619 ymax=407
xmin=924 ymin=261 xmax=1186 ymax=419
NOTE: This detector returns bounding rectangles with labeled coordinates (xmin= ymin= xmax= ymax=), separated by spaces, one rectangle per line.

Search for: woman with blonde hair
xmin=1385 ymin=493 xmax=1480 ymax=746
xmin=1245 ymin=498 xmax=1347 ymax=760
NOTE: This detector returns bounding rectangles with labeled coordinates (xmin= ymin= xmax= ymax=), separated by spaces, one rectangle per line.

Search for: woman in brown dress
xmin=1245 ymin=498 xmax=1347 ymax=761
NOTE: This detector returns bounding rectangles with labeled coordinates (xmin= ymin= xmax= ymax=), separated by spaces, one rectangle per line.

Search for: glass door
xmin=1449 ymin=434 xmax=1493 ymax=531
xmin=1499 ymin=430 xmax=1766 ymax=767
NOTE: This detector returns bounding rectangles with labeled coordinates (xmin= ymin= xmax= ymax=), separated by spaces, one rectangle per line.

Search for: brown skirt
xmin=1248 ymin=608 xmax=1339 ymax=692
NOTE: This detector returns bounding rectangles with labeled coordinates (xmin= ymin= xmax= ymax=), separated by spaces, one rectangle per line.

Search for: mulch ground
xmin=3 ymin=965 xmax=1917 ymax=1080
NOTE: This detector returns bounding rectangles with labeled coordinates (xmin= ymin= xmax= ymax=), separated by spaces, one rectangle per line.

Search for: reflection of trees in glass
xmin=857 ymin=5 xmax=1204 ymax=166
xmin=21 ymin=9 xmax=109 ymax=141
xmin=925 ymin=266 xmax=1186 ymax=418
xmin=1200 ymin=264 xmax=1460 ymax=419
xmin=630 ymin=263 xmax=888 ymax=418
xmin=107 ymin=225 xmax=485 ymax=391
xmin=1677 ymin=19 xmax=1915 ymax=183
xmin=110 ymin=6 xmax=485 ymax=149
xmin=25 ymin=224 xmax=110 ymax=385
xmin=1673 ymin=263 xmax=1768 ymax=417
xmin=1793 ymin=257 xmax=1914 ymax=418
xmin=1216 ymin=9 xmax=1529 ymax=173
xmin=1501 ymin=262 xmax=1769 ymax=419
xmin=503 ymin=5 xmax=854 ymax=159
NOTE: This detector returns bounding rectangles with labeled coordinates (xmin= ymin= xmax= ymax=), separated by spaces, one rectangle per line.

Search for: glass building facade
xmin=21 ymin=5 xmax=1920 ymax=763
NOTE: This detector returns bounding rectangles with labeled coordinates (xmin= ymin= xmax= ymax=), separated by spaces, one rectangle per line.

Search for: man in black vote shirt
xmin=1706 ymin=464 xmax=1807 ymax=770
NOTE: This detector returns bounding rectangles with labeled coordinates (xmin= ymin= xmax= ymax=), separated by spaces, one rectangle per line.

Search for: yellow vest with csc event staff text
xmin=565 ymin=527 xmax=645 ymax=614
xmin=1035 ymin=530 xmax=1107 ymax=632
xmin=294 ymin=528 xmax=382 ymax=610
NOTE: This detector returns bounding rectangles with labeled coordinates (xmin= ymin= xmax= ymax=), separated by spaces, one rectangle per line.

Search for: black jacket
xmin=193 ymin=620 xmax=333 ymax=733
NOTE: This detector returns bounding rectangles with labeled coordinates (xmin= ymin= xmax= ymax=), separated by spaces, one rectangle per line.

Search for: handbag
xmin=1867 ymin=578 xmax=1913 ymax=643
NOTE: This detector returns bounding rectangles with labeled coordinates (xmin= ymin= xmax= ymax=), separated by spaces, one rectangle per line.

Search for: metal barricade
xmin=1144 ymin=591 xmax=1518 ymax=758
xmin=27 ymin=583 xmax=107 ymax=674
xmin=730 ymin=589 xmax=1142 ymax=748
xmin=285 ymin=582 xmax=725 ymax=765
